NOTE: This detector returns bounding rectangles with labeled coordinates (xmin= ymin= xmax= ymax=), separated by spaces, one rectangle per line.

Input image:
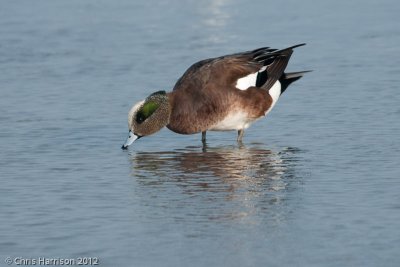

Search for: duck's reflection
xmin=129 ymin=144 xmax=302 ymax=225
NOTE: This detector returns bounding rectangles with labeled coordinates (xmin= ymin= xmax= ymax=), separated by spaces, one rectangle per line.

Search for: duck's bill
xmin=121 ymin=131 xmax=140 ymax=149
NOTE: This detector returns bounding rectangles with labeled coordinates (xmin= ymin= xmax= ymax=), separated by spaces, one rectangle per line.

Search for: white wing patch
xmin=235 ymin=72 xmax=258 ymax=90
xmin=235 ymin=66 xmax=269 ymax=90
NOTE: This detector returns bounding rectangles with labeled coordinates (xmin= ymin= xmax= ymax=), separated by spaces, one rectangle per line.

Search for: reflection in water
xmin=129 ymin=144 xmax=303 ymax=225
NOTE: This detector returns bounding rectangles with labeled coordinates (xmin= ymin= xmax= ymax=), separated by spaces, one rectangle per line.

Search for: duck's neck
xmin=166 ymin=92 xmax=176 ymax=119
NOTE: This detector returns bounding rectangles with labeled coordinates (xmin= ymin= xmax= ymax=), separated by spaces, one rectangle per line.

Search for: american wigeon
xmin=122 ymin=44 xmax=308 ymax=149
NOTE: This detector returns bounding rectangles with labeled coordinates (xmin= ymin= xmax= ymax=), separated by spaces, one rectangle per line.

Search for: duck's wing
xmin=172 ymin=43 xmax=305 ymax=93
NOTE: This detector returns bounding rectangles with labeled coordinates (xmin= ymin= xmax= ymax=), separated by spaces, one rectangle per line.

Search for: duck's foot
xmin=237 ymin=129 xmax=244 ymax=143
xmin=201 ymin=131 xmax=207 ymax=152
xmin=201 ymin=131 xmax=207 ymax=143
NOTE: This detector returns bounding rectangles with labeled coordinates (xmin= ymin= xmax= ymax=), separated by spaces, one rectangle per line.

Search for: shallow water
xmin=1 ymin=0 xmax=400 ymax=266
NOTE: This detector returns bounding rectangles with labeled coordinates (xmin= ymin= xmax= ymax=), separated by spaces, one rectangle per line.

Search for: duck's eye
xmin=135 ymin=101 xmax=159 ymax=124
xmin=136 ymin=112 xmax=146 ymax=124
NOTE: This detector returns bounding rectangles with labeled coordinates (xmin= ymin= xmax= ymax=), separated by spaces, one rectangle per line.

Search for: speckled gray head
xmin=122 ymin=91 xmax=170 ymax=149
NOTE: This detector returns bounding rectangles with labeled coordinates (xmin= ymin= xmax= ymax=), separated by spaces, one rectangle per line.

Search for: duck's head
xmin=122 ymin=91 xmax=170 ymax=149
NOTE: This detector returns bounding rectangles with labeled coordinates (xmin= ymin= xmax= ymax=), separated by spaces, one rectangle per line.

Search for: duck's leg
xmin=201 ymin=131 xmax=207 ymax=143
xmin=237 ymin=129 xmax=244 ymax=142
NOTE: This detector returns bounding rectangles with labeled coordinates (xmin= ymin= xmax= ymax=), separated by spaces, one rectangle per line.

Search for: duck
xmin=122 ymin=44 xmax=309 ymax=149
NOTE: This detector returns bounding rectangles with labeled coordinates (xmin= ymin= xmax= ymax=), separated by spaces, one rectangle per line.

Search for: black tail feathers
xmin=280 ymin=70 xmax=311 ymax=94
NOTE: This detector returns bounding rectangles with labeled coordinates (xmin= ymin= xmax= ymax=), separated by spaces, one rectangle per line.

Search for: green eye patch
xmin=136 ymin=101 xmax=159 ymax=124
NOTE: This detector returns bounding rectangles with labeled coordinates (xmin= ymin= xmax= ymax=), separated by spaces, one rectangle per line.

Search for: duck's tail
xmin=280 ymin=70 xmax=312 ymax=94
